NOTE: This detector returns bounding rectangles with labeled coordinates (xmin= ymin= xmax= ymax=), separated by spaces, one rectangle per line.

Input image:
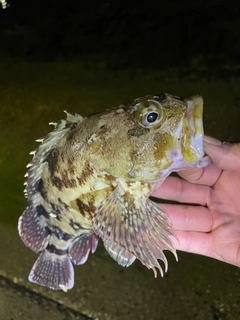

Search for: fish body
xmin=18 ymin=93 xmax=209 ymax=291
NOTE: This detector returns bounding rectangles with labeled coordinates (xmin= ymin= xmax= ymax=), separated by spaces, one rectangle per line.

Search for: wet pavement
xmin=0 ymin=60 xmax=240 ymax=320
xmin=0 ymin=275 xmax=88 ymax=320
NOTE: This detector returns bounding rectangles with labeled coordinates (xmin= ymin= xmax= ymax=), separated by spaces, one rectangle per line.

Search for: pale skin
xmin=153 ymin=136 xmax=240 ymax=268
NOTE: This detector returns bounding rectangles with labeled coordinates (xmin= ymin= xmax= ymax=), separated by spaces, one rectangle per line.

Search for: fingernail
xmin=204 ymin=135 xmax=222 ymax=146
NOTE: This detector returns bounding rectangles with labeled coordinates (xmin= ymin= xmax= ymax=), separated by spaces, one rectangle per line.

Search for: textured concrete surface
xmin=0 ymin=275 xmax=88 ymax=320
xmin=0 ymin=62 xmax=240 ymax=320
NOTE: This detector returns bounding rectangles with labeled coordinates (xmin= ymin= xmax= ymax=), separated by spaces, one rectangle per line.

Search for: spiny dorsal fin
xmin=92 ymin=181 xmax=177 ymax=277
xmin=19 ymin=111 xmax=83 ymax=254
xmin=24 ymin=111 xmax=83 ymax=200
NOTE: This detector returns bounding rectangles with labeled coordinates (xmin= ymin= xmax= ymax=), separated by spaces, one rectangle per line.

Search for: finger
xmin=171 ymin=231 xmax=240 ymax=267
xmin=171 ymin=231 xmax=215 ymax=259
xmin=177 ymin=162 xmax=222 ymax=186
xmin=204 ymin=136 xmax=240 ymax=171
xmin=161 ymin=203 xmax=212 ymax=232
xmin=152 ymin=176 xmax=210 ymax=205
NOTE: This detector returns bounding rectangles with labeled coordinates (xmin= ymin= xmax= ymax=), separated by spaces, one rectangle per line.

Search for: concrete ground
xmin=0 ymin=61 xmax=240 ymax=320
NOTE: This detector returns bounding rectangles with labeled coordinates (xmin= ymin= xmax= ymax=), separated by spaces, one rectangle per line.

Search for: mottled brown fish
xmin=18 ymin=93 xmax=209 ymax=291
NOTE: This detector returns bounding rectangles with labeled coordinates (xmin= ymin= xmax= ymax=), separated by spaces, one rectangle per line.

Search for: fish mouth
xmin=181 ymin=95 xmax=205 ymax=163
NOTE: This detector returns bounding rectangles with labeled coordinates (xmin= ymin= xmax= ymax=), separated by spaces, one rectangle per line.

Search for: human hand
xmin=152 ymin=136 xmax=240 ymax=267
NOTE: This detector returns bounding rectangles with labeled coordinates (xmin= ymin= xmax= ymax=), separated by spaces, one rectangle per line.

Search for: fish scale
xmin=18 ymin=93 xmax=210 ymax=291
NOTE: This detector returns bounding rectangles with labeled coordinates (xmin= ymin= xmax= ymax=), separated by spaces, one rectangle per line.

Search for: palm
xmin=153 ymin=140 xmax=240 ymax=267
xmin=208 ymin=170 xmax=240 ymax=266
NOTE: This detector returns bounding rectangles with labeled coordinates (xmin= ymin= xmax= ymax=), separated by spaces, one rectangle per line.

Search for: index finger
xmin=152 ymin=175 xmax=210 ymax=205
xmin=177 ymin=162 xmax=222 ymax=186
xmin=204 ymin=138 xmax=240 ymax=171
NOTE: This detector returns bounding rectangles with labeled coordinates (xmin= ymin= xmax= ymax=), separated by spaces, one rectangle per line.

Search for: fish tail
xmin=28 ymin=245 xmax=74 ymax=291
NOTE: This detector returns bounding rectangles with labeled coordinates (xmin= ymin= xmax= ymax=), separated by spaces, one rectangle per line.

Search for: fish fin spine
xmin=24 ymin=112 xmax=83 ymax=200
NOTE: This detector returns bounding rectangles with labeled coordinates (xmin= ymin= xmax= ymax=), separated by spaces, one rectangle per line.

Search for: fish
xmin=18 ymin=93 xmax=210 ymax=291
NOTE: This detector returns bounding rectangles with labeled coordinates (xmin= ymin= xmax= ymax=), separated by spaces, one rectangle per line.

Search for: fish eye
xmin=139 ymin=100 xmax=163 ymax=127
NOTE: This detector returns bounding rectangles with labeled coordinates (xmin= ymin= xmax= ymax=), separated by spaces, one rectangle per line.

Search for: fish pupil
xmin=147 ymin=112 xmax=158 ymax=123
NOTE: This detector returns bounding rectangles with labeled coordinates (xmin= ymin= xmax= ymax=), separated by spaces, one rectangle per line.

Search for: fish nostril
xmin=154 ymin=93 xmax=166 ymax=102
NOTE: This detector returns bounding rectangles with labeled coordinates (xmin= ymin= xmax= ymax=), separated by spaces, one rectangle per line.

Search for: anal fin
xmin=69 ymin=233 xmax=99 ymax=265
xmin=104 ymin=239 xmax=136 ymax=267
xmin=29 ymin=249 xmax=74 ymax=291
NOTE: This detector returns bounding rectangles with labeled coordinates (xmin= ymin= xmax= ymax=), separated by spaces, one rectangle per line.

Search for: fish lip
xmin=188 ymin=95 xmax=204 ymax=137
xmin=181 ymin=95 xmax=204 ymax=163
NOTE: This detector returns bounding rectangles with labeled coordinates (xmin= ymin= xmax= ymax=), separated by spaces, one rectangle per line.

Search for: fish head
xmin=125 ymin=93 xmax=209 ymax=181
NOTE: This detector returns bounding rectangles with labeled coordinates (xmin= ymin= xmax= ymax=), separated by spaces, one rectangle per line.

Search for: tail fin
xmin=29 ymin=249 xmax=74 ymax=291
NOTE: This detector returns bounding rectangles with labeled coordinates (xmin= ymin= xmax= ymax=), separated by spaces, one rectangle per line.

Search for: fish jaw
xmin=152 ymin=95 xmax=210 ymax=182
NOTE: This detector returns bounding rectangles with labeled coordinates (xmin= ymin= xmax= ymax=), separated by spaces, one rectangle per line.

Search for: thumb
xmin=204 ymin=135 xmax=240 ymax=171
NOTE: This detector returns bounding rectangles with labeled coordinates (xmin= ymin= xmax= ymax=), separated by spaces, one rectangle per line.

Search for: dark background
xmin=1 ymin=0 xmax=240 ymax=69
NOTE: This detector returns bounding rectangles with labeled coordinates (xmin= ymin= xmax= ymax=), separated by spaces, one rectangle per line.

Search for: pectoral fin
xmin=92 ymin=183 xmax=177 ymax=276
